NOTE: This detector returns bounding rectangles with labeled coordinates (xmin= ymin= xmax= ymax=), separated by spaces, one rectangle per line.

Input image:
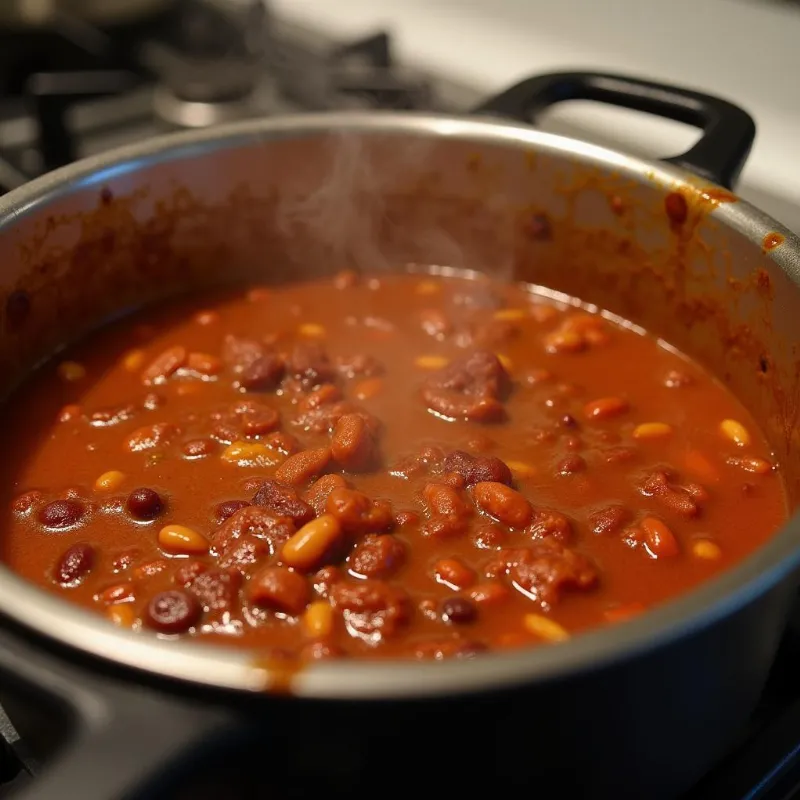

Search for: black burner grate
xmin=0 ymin=1 xmax=438 ymax=194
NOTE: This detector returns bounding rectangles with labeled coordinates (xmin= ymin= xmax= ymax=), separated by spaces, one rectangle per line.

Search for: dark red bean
xmin=557 ymin=454 xmax=587 ymax=475
xmin=53 ymin=543 xmax=95 ymax=585
xmin=126 ymin=488 xmax=164 ymax=521
xmin=440 ymin=597 xmax=478 ymax=624
xmin=144 ymin=590 xmax=201 ymax=634
xmin=214 ymin=499 xmax=250 ymax=524
xmin=182 ymin=438 xmax=215 ymax=458
xmin=38 ymin=499 xmax=86 ymax=529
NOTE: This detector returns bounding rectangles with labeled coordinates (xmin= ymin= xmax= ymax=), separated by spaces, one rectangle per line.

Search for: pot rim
xmin=1 ymin=110 xmax=799 ymax=699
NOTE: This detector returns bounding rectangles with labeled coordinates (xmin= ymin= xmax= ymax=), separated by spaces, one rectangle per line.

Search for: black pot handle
xmin=0 ymin=622 xmax=236 ymax=800
xmin=473 ymin=70 xmax=756 ymax=190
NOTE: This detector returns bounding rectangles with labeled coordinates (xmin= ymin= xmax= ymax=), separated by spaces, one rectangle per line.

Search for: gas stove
xmin=0 ymin=0 xmax=477 ymax=193
xmin=1 ymin=2 xmax=800 ymax=798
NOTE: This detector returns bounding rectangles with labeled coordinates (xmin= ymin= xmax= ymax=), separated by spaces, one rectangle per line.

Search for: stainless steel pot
xmin=0 ymin=71 xmax=798 ymax=799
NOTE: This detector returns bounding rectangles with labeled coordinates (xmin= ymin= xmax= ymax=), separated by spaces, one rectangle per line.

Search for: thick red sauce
xmin=0 ymin=271 xmax=786 ymax=661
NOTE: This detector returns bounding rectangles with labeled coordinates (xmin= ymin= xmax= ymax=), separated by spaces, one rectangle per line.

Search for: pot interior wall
xmin=0 ymin=126 xmax=798 ymax=501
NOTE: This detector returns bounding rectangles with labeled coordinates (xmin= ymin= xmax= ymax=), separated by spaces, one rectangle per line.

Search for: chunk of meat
xmin=348 ymin=534 xmax=406 ymax=579
xmin=527 ymin=508 xmax=573 ymax=543
xmin=217 ymin=534 xmax=272 ymax=571
xmin=251 ymin=480 xmax=314 ymax=525
xmin=493 ymin=540 xmax=598 ymax=608
xmin=389 ymin=444 xmax=445 ymax=480
xmin=326 ymin=487 xmax=393 ymax=534
xmin=287 ymin=342 xmax=336 ymax=387
xmin=187 ymin=569 xmax=243 ymax=617
xmin=329 ymin=580 xmax=410 ymax=644
xmin=421 ymin=350 xmax=509 ymax=422
xmin=213 ymin=506 xmax=295 ymax=555
xmin=639 ymin=470 xmax=701 ymax=518
xmin=440 ymin=450 xmax=512 ymax=486
xmin=223 ymin=335 xmax=285 ymax=391
xmin=248 ymin=566 xmax=309 ymax=615
xmin=304 ymin=474 xmax=349 ymax=516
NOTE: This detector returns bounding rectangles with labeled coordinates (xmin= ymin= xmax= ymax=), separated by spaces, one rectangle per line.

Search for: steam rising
xmin=274 ymin=129 xmax=476 ymax=275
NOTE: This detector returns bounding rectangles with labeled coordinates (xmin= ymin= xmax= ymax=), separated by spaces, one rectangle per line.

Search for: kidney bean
xmin=89 ymin=404 xmax=137 ymax=427
xmin=141 ymin=345 xmax=187 ymax=385
xmin=126 ymin=488 xmax=164 ymax=521
xmin=556 ymin=454 xmax=587 ymax=476
xmin=348 ymin=534 xmax=406 ymax=579
xmin=440 ymin=450 xmax=512 ymax=486
xmin=641 ymin=517 xmax=680 ymax=559
xmin=264 ymin=431 xmax=300 ymax=455
xmin=440 ymin=597 xmax=478 ymax=624
xmin=433 ymin=558 xmax=476 ymax=589
xmin=331 ymin=413 xmax=378 ymax=472
xmin=583 ymin=397 xmax=629 ymax=420
xmin=38 ymin=499 xmax=86 ymax=529
xmin=182 ymin=438 xmax=216 ymax=458
xmin=298 ymin=384 xmax=342 ymax=412
xmin=125 ymin=422 xmax=179 ymax=453
xmin=251 ymin=479 xmax=314 ymax=525
xmin=274 ymin=447 xmax=331 ymax=486
xmin=248 ymin=566 xmax=309 ymax=615
xmin=469 ymin=581 xmax=510 ymax=605
xmin=186 ymin=352 xmax=222 ymax=377
xmin=588 ymin=505 xmax=632 ymax=537
xmin=132 ymin=559 xmax=168 ymax=580
xmin=98 ymin=582 xmax=136 ymax=605
xmin=422 ymin=482 xmax=470 ymax=518
xmin=53 ymin=543 xmax=95 ymax=585
xmin=144 ymin=590 xmax=201 ymax=634
xmin=325 ymin=487 xmax=393 ymax=534
xmin=471 ymin=482 xmax=532 ymax=529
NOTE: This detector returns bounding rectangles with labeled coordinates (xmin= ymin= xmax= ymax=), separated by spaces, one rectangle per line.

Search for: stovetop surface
xmin=0 ymin=2 xmax=799 ymax=798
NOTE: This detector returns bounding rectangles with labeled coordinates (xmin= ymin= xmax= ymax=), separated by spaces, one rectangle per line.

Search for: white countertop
xmin=272 ymin=0 xmax=800 ymax=233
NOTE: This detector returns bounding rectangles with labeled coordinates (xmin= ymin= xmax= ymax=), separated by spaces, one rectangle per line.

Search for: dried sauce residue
xmin=762 ymin=232 xmax=785 ymax=253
